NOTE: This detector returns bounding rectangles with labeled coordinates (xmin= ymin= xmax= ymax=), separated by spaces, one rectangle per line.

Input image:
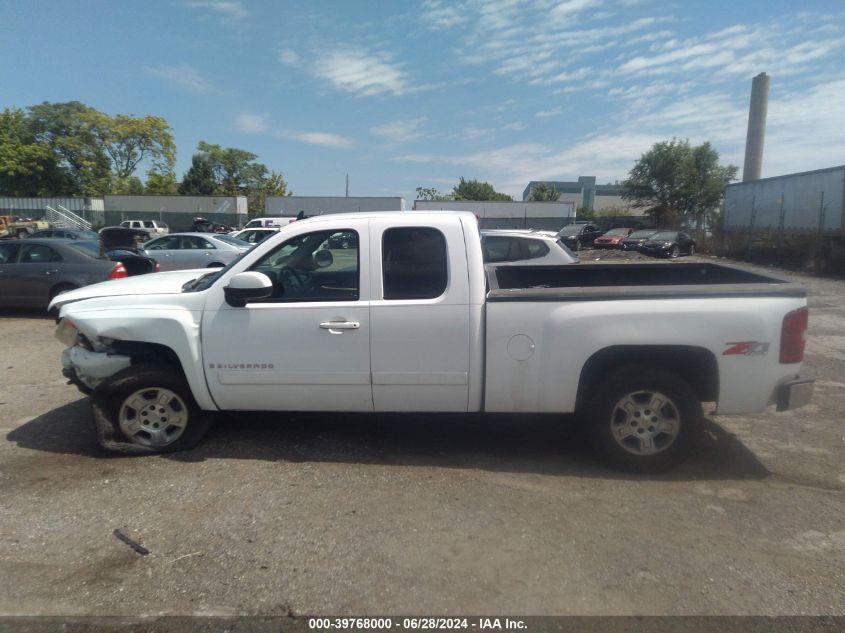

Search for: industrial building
xmin=413 ymin=200 xmax=575 ymax=231
xmin=266 ymin=196 xmax=404 ymax=217
xmin=522 ymin=176 xmax=627 ymax=212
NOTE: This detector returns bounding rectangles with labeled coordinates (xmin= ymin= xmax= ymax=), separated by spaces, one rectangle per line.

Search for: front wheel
xmin=669 ymin=245 xmax=680 ymax=258
xmin=689 ymin=244 xmax=696 ymax=255
xmin=574 ymin=240 xmax=581 ymax=252
xmin=584 ymin=365 xmax=699 ymax=472
xmin=90 ymin=364 xmax=212 ymax=454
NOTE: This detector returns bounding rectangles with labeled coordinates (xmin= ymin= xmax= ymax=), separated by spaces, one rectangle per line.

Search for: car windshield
xmin=650 ymin=231 xmax=679 ymax=240
xmin=67 ymin=241 xmax=102 ymax=259
xmin=558 ymin=225 xmax=583 ymax=235
xmin=628 ymin=230 xmax=657 ymax=239
xmin=213 ymin=234 xmax=249 ymax=246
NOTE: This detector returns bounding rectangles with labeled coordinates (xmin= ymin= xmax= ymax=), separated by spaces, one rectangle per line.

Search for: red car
xmin=593 ymin=227 xmax=633 ymax=249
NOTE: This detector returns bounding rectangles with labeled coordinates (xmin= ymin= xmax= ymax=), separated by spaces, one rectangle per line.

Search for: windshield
xmin=558 ymin=225 xmax=583 ymax=235
xmin=68 ymin=240 xmax=102 ymax=258
xmin=650 ymin=231 xmax=679 ymax=240
xmin=628 ymin=230 xmax=657 ymax=239
xmin=213 ymin=234 xmax=249 ymax=247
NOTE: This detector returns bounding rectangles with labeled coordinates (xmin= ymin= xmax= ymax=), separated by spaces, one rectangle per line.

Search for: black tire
xmin=90 ymin=364 xmax=213 ymax=455
xmin=689 ymin=244 xmax=696 ymax=255
xmin=207 ymin=262 xmax=225 ymax=268
xmin=584 ymin=364 xmax=699 ymax=472
xmin=669 ymin=245 xmax=680 ymax=258
xmin=574 ymin=240 xmax=581 ymax=252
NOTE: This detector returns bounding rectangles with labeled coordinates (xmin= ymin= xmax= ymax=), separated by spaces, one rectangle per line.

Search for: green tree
xmin=595 ymin=204 xmax=632 ymax=218
xmin=415 ymin=186 xmax=451 ymax=201
xmin=197 ymin=141 xmax=267 ymax=196
xmin=247 ymin=170 xmax=292 ymax=215
xmin=145 ymin=170 xmax=179 ymax=194
xmin=622 ymin=139 xmax=737 ymax=228
xmin=179 ymin=154 xmax=217 ymax=195
xmin=0 ymin=107 xmax=69 ymax=196
xmin=89 ymin=113 xmax=176 ymax=182
xmin=27 ymin=101 xmax=111 ymax=195
xmin=452 ymin=177 xmax=512 ymax=201
xmin=527 ymin=182 xmax=561 ymax=201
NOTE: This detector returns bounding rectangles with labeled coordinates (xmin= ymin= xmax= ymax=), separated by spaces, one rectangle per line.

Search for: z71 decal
xmin=723 ymin=341 xmax=770 ymax=356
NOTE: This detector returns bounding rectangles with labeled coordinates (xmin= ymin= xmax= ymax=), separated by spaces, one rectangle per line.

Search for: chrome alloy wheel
xmin=609 ymin=390 xmax=681 ymax=456
xmin=118 ymin=387 xmax=189 ymax=447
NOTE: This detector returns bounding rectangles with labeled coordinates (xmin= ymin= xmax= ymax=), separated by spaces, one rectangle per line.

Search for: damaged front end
xmin=56 ymin=319 xmax=132 ymax=393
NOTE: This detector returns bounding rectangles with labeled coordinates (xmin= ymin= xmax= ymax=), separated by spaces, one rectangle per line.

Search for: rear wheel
xmin=90 ymin=364 xmax=212 ymax=454
xmin=574 ymin=240 xmax=581 ymax=252
xmin=584 ymin=365 xmax=699 ymax=472
xmin=689 ymin=244 xmax=696 ymax=255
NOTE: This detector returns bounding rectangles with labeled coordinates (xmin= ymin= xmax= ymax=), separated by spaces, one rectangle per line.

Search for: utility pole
xmin=345 ymin=174 xmax=349 ymax=197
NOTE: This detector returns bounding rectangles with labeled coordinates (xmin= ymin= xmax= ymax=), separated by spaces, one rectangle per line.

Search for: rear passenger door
xmin=0 ymin=242 xmax=22 ymax=304
xmin=368 ymin=219 xmax=471 ymax=412
xmin=15 ymin=243 xmax=64 ymax=305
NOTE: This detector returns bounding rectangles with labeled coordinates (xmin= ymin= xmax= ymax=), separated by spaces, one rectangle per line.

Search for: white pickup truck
xmin=51 ymin=211 xmax=814 ymax=471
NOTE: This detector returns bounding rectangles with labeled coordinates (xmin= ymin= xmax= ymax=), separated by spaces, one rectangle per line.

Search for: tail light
xmin=108 ymin=262 xmax=128 ymax=279
xmin=154 ymin=260 xmax=161 ymax=272
xmin=780 ymin=307 xmax=808 ymax=364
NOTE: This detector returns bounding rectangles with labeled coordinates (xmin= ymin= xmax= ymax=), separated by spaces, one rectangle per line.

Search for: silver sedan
xmin=141 ymin=233 xmax=250 ymax=271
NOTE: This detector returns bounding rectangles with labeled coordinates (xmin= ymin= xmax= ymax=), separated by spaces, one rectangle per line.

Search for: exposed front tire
xmin=90 ymin=364 xmax=213 ymax=455
xmin=669 ymin=245 xmax=680 ymax=258
xmin=584 ymin=365 xmax=699 ymax=472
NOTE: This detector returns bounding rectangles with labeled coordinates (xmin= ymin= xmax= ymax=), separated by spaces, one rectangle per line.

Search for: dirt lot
xmin=1 ymin=254 xmax=843 ymax=617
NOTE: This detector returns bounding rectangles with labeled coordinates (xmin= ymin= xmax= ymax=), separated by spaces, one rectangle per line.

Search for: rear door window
xmin=382 ymin=227 xmax=448 ymax=300
xmin=20 ymin=244 xmax=62 ymax=263
xmin=0 ymin=243 xmax=21 ymax=263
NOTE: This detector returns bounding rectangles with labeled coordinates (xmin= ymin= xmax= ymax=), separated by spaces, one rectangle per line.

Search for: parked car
xmin=26 ymin=228 xmax=100 ymax=240
xmin=52 ymin=211 xmax=813 ymax=472
xmin=481 ymin=230 xmax=578 ymax=265
xmin=231 ymin=228 xmax=280 ymax=245
xmin=141 ymin=232 xmax=250 ymax=271
xmin=556 ymin=223 xmax=603 ymax=251
xmin=592 ymin=227 xmax=633 ymax=249
xmin=326 ymin=231 xmax=359 ymax=249
xmin=96 ymin=227 xmax=160 ymax=276
xmin=0 ymin=239 xmax=132 ymax=309
xmin=242 ymin=217 xmax=296 ymax=230
xmin=639 ymin=231 xmax=697 ymax=258
xmin=619 ymin=229 xmax=659 ymax=251
xmin=120 ymin=220 xmax=169 ymax=238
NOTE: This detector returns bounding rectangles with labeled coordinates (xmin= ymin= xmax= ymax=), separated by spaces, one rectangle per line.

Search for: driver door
xmin=201 ymin=219 xmax=372 ymax=412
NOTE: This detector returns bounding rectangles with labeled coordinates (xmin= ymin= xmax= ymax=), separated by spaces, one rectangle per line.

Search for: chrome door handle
xmin=45 ymin=268 xmax=59 ymax=275
xmin=319 ymin=320 xmax=360 ymax=334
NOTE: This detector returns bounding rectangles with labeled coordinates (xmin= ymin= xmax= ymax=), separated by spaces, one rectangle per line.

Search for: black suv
xmin=556 ymin=223 xmax=603 ymax=251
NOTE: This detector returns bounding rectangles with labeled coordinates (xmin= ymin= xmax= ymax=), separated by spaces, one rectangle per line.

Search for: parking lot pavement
xmin=1 ymin=259 xmax=843 ymax=617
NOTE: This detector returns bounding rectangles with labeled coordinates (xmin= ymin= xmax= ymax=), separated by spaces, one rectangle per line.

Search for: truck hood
xmin=49 ymin=269 xmax=210 ymax=312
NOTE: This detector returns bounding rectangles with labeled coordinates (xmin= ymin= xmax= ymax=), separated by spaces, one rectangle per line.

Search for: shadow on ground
xmin=7 ymin=399 xmax=769 ymax=482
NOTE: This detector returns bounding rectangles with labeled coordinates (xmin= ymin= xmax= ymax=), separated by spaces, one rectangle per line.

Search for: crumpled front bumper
xmin=775 ymin=369 xmax=815 ymax=412
xmin=61 ymin=346 xmax=132 ymax=392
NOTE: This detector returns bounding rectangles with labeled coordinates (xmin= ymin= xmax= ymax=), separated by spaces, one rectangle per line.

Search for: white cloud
xmin=370 ymin=118 xmax=427 ymax=143
xmin=279 ymin=49 xmax=300 ymax=66
xmin=281 ymin=131 xmax=354 ymax=149
xmin=535 ymin=107 xmax=563 ymax=118
xmin=144 ymin=64 xmax=212 ymax=93
xmin=550 ymin=0 xmax=601 ymax=22
xmin=313 ymin=50 xmax=408 ymax=97
xmin=421 ymin=0 xmax=467 ymax=28
xmin=234 ymin=113 xmax=270 ymax=134
xmin=183 ymin=1 xmax=248 ymax=20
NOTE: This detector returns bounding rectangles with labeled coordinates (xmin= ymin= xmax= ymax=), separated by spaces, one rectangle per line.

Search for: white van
xmin=242 ymin=217 xmax=296 ymax=230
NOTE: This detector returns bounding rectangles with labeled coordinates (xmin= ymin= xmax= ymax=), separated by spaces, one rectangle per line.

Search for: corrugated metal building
xmin=266 ymin=196 xmax=405 ymax=216
xmin=103 ymin=195 xmax=248 ymax=231
xmin=722 ymin=165 xmax=845 ymax=269
xmin=413 ymin=200 xmax=576 ymax=230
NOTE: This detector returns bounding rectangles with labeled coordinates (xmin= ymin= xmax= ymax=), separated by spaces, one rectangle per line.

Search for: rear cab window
xmin=382 ymin=227 xmax=448 ymax=300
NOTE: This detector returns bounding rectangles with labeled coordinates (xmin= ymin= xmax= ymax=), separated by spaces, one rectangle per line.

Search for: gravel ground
xmin=1 ymin=253 xmax=843 ymax=617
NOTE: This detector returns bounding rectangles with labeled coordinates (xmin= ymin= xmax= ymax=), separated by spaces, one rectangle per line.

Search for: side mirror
xmin=224 ymin=271 xmax=273 ymax=307
xmin=314 ymin=249 xmax=333 ymax=269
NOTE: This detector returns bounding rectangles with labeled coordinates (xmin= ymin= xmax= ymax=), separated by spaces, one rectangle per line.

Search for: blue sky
xmin=2 ymin=0 xmax=844 ymax=202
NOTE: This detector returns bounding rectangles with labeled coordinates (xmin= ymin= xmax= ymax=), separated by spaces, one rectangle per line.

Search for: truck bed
xmin=486 ymin=262 xmax=807 ymax=301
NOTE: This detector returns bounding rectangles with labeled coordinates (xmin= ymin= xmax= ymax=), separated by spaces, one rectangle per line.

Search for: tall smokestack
xmin=742 ymin=72 xmax=770 ymax=182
